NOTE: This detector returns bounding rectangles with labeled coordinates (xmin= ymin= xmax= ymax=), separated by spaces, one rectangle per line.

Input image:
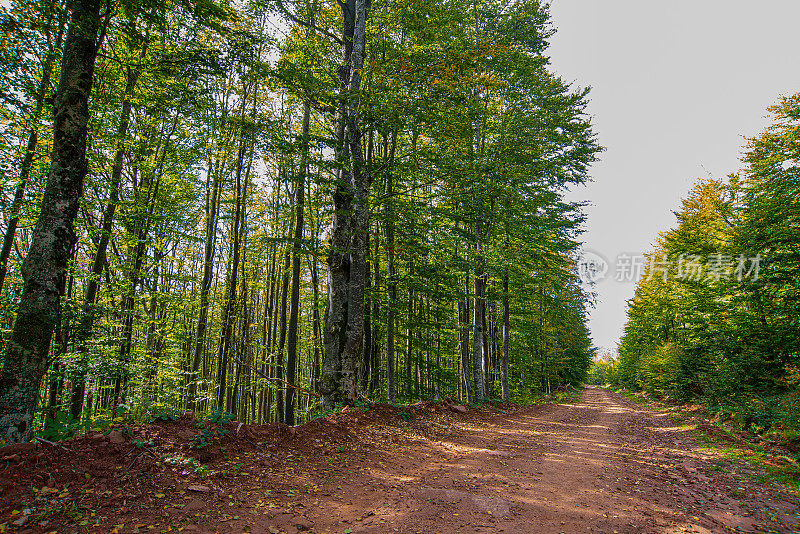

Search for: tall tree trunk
xmin=322 ymin=0 xmax=372 ymax=406
xmin=369 ymin=219 xmax=380 ymax=393
xmin=472 ymin=263 xmax=486 ymax=401
xmin=237 ymin=196 xmax=251 ymax=422
xmin=70 ymin=37 xmax=149 ymax=419
xmin=285 ymin=100 xmax=310 ymax=426
xmin=275 ymin=218 xmax=292 ymax=423
xmin=0 ymin=0 xmax=102 ymax=444
xmin=188 ymin=153 xmax=223 ymax=409
xmin=501 ymin=270 xmax=510 ymax=402
xmin=309 ymin=253 xmax=322 ymax=393
xmin=0 ymin=16 xmax=66 ymax=296
xmin=385 ymin=131 xmax=397 ymax=404
xmin=361 ymin=230 xmax=372 ymax=392
xmin=483 ymin=294 xmax=492 ymax=397
xmin=406 ymin=287 xmax=413 ymax=396
xmin=215 ymin=126 xmax=250 ymax=411
xmin=458 ymin=236 xmax=473 ymax=401
xmin=115 ymin=164 xmax=158 ymax=408
xmin=114 ymin=117 xmax=172 ymax=408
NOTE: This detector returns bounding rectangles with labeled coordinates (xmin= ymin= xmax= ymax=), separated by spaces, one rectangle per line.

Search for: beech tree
xmin=0 ymin=0 xmax=103 ymax=444
xmin=0 ymin=0 xmax=599 ymax=442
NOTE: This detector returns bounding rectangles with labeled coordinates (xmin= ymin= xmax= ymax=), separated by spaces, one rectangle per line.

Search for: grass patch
xmin=630 ymin=390 xmax=800 ymax=494
xmin=691 ymin=418 xmax=800 ymax=494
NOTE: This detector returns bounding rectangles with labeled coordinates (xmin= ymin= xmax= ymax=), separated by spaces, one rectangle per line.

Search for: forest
xmin=0 ymin=0 xmax=600 ymax=445
xmin=595 ymin=93 xmax=800 ymax=447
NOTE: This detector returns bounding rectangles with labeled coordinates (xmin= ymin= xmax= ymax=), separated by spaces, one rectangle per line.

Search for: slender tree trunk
xmin=309 ymin=254 xmax=321 ymax=393
xmin=483 ymin=294 xmax=491 ymax=397
xmin=215 ymin=122 xmax=250 ymax=411
xmin=188 ymin=154 xmax=223 ymax=409
xmin=361 ymin=231 xmax=372 ymax=393
xmin=238 ymin=199 xmax=250 ymax=421
xmin=70 ymin=38 xmax=149 ymax=419
xmin=114 ymin=118 xmax=171 ymax=408
xmin=369 ymin=219 xmax=380 ymax=393
xmin=0 ymin=17 xmax=66 ymax=296
xmin=385 ymin=131 xmax=397 ymax=404
xmin=406 ymin=287 xmax=413 ymax=396
xmin=472 ymin=263 xmax=486 ymax=401
xmin=285 ymin=100 xmax=310 ymax=425
xmin=501 ymin=270 xmax=510 ymax=402
xmin=275 ymin=218 xmax=292 ymax=423
xmin=115 ymin=165 xmax=157 ymax=407
xmin=0 ymin=0 xmax=102 ymax=444
xmin=459 ymin=271 xmax=473 ymax=403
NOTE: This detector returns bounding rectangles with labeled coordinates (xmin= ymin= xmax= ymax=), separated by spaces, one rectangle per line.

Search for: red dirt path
xmin=1 ymin=387 xmax=798 ymax=533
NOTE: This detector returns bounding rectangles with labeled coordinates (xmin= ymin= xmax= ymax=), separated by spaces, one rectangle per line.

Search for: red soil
xmin=1 ymin=388 xmax=798 ymax=533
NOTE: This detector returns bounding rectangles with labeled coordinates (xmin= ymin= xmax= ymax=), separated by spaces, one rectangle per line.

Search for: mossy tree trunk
xmin=0 ymin=0 xmax=103 ymax=444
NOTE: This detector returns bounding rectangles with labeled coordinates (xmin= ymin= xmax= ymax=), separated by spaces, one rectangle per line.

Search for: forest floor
xmin=1 ymin=387 xmax=799 ymax=534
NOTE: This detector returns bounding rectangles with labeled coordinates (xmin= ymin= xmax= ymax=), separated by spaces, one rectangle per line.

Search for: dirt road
xmin=3 ymin=387 xmax=799 ymax=533
xmin=286 ymin=387 xmax=799 ymax=534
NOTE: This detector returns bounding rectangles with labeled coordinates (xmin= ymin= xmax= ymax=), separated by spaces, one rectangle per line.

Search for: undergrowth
xmin=618 ymin=386 xmax=800 ymax=494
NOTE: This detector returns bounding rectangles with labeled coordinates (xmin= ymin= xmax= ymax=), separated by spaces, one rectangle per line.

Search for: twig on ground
xmin=35 ymin=437 xmax=70 ymax=451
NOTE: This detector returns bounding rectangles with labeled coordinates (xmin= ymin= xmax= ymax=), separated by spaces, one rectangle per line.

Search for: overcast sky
xmin=546 ymin=1 xmax=800 ymax=353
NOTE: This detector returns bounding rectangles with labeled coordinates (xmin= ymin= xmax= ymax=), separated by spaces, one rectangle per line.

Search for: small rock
xmin=450 ymin=405 xmax=467 ymax=414
xmin=294 ymin=518 xmax=314 ymax=531
xmin=107 ymin=430 xmax=125 ymax=444
xmin=2 ymin=454 xmax=20 ymax=462
xmin=12 ymin=514 xmax=29 ymax=527
xmin=187 ymin=485 xmax=212 ymax=493
xmin=269 ymin=526 xmax=281 ymax=534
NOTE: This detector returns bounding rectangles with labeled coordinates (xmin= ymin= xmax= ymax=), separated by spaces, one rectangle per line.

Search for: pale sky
xmin=547 ymin=1 xmax=800 ymax=353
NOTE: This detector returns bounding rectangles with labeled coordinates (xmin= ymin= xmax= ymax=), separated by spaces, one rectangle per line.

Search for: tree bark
xmin=0 ymin=0 xmax=102 ymax=444
xmin=188 ymin=151 xmax=223 ymax=409
xmin=275 ymin=215 xmax=292 ymax=422
xmin=285 ymin=100 xmax=310 ymax=425
xmin=472 ymin=262 xmax=486 ymax=401
xmin=459 ymin=281 xmax=472 ymax=402
xmin=385 ymin=130 xmax=397 ymax=404
xmin=322 ymin=0 xmax=372 ymax=406
xmin=215 ymin=122 xmax=250 ymax=411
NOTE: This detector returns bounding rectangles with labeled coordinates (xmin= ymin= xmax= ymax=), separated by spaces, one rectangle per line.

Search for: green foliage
xmin=40 ymin=411 xmax=79 ymax=441
xmin=615 ymin=93 xmax=800 ymax=442
xmin=189 ymin=410 xmax=233 ymax=449
xmin=148 ymin=406 xmax=181 ymax=423
xmin=131 ymin=438 xmax=154 ymax=448
xmin=0 ymin=0 xmax=598 ymax=434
